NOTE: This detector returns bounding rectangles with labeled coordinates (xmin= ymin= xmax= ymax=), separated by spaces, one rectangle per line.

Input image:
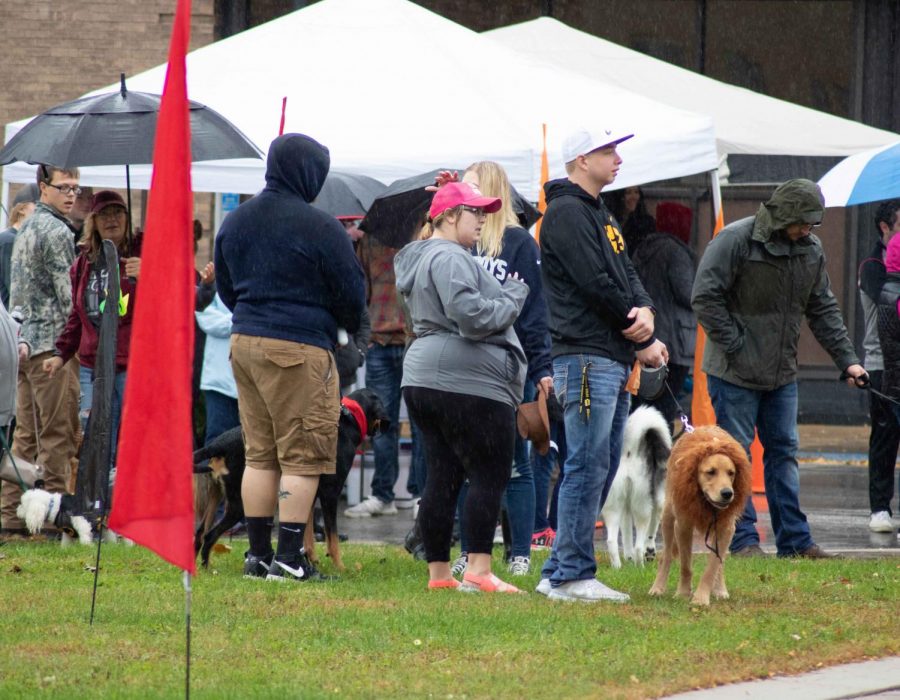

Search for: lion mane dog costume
xmin=648 ymin=425 xmax=751 ymax=606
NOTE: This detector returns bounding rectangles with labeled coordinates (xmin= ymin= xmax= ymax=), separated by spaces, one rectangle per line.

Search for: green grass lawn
xmin=1 ymin=540 xmax=897 ymax=699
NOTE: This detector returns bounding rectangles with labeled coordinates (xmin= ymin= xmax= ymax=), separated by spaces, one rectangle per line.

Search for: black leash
xmin=842 ymin=371 xmax=900 ymax=408
xmin=662 ymin=379 xmax=695 ymax=434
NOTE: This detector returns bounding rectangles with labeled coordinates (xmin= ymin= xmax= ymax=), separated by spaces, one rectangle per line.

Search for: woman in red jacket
xmin=43 ymin=190 xmax=141 ymax=471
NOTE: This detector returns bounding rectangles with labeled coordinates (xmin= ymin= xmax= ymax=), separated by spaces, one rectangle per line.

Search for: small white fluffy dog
xmin=16 ymin=488 xmax=93 ymax=545
xmin=602 ymin=405 xmax=672 ymax=568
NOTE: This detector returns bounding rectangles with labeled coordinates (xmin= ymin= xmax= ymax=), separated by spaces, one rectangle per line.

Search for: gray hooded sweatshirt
xmin=394 ymin=238 xmax=528 ymax=408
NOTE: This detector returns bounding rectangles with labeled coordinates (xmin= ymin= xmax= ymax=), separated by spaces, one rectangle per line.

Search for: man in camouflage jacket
xmin=1 ymin=166 xmax=81 ymax=534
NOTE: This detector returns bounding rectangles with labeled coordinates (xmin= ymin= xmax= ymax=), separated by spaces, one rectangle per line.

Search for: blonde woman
xmin=396 ymin=182 xmax=528 ymax=593
xmin=454 ymin=162 xmax=553 ymax=576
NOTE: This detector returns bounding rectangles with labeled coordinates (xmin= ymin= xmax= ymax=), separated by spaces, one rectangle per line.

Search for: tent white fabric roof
xmin=2 ymin=0 xmax=718 ymax=199
xmin=486 ymin=17 xmax=899 ymax=159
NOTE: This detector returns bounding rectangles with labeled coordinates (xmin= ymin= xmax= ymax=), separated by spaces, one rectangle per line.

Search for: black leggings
xmin=403 ymin=386 xmax=516 ymax=563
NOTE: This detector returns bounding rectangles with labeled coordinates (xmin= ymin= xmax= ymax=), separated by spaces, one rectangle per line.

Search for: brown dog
xmin=648 ymin=426 xmax=751 ymax=606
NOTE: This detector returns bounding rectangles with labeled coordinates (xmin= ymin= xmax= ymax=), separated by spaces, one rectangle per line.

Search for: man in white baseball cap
xmin=536 ymin=125 xmax=667 ymax=604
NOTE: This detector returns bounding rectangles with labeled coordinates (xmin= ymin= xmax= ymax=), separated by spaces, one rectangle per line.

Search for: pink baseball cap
xmin=429 ymin=182 xmax=502 ymax=219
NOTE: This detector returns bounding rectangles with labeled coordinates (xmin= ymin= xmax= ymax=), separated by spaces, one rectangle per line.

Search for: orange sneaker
xmin=428 ymin=578 xmax=460 ymax=590
xmin=459 ymin=571 xmax=524 ymax=594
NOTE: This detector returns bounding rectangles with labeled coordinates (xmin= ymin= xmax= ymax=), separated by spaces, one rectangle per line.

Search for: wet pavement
xmin=338 ymin=458 xmax=900 ymax=558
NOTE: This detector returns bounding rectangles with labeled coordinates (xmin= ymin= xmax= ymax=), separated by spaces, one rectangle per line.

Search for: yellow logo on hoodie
xmin=605 ymin=224 xmax=625 ymax=254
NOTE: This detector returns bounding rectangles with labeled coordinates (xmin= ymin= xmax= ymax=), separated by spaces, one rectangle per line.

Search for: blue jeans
xmin=365 ymin=344 xmax=404 ymax=503
xmin=204 ymin=390 xmax=240 ymax=444
xmin=79 ymin=365 xmax=127 ymax=474
xmin=707 ymin=376 xmax=814 ymax=556
xmin=541 ymin=354 xmax=630 ymax=584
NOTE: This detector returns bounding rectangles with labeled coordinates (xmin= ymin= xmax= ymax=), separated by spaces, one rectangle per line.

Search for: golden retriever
xmin=648 ymin=426 xmax=751 ymax=606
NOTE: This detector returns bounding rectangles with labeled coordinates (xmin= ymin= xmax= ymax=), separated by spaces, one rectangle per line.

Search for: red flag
xmin=109 ymin=0 xmax=196 ymax=573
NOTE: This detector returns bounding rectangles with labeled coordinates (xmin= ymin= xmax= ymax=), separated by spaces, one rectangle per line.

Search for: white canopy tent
xmin=486 ymin=17 xmax=899 ymax=163
xmin=2 ymin=0 xmax=718 ymax=209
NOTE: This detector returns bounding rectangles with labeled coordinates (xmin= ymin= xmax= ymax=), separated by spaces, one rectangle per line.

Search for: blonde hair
xmin=464 ymin=161 xmax=519 ymax=259
xmin=418 ymin=205 xmax=464 ymax=241
xmin=79 ymin=209 xmax=134 ymax=262
xmin=8 ymin=202 xmax=33 ymax=228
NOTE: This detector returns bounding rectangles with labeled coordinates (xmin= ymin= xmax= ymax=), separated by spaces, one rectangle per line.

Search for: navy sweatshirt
xmin=472 ymin=225 xmax=552 ymax=386
xmin=539 ymin=178 xmax=655 ymax=364
xmin=214 ymin=134 xmax=366 ymax=350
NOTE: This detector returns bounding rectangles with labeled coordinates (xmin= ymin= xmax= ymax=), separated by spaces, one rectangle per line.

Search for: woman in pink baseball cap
xmin=394 ymin=181 xmax=529 ymax=593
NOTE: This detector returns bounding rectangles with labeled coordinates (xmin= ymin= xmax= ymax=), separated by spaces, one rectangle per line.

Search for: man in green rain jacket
xmin=692 ymin=178 xmax=867 ymax=558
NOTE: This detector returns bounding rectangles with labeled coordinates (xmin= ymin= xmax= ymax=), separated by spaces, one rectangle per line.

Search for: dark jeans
xmin=365 ymin=344 xmax=404 ymax=503
xmin=707 ymin=376 xmax=814 ymax=555
xmin=204 ymin=390 xmax=240 ymax=444
xmin=533 ymin=417 xmax=566 ymax=533
xmin=867 ymin=370 xmax=900 ymax=515
xmin=404 ymin=386 xmax=515 ymax=563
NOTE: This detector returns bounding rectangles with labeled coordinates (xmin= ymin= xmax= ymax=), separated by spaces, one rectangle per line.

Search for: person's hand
xmin=17 ymin=343 xmax=29 ymax=363
xmin=424 ymin=170 xmax=459 ymax=192
xmin=622 ymin=306 xmax=654 ymax=343
xmin=844 ymin=363 xmax=868 ymax=388
xmin=635 ymin=339 xmax=668 ymax=368
xmin=199 ymin=261 xmax=215 ymax=285
xmin=43 ymin=355 xmax=63 ymax=377
xmin=536 ymin=376 xmax=553 ymax=397
xmin=123 ymin=257 xmax=141 ymax=280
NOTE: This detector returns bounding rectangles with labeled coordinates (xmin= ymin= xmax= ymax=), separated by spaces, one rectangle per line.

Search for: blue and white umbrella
xmin=819 ymin=141 xmax=900 ymax=207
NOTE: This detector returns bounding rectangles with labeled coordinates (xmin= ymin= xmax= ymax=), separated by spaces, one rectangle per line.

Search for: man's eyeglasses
xmin=46 ymin=183 xmax=82 ymax=196
xmin=460 ymin=205 xmax=486 ymax=216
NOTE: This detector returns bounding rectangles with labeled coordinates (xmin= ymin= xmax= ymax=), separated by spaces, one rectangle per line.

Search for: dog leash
xmin=841 ymin=371 xmax=900 ymax=409
xmin=661 ymin=380 xmax=695 ymax=434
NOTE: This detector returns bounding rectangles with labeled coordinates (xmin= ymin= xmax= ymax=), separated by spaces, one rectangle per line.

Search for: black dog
xmin=193 ymin=387 xmax=389 ymax=570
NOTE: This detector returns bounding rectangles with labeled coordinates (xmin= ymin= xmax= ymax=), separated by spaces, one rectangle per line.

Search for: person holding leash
xmin=395 ymin=181 xmax=528 ymax=593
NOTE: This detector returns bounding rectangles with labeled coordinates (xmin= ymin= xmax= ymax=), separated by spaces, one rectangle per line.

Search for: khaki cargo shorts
xmin=230 ymin=334 xmax=340 ymax=476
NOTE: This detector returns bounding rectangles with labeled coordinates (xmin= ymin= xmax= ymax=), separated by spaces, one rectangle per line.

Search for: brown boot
xmin=731 ymin=544 xmax=766 ymax=557
xmin=794 ymin=544 xmax=837 ymax=559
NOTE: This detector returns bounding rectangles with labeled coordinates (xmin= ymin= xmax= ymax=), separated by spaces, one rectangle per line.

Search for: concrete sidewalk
xmin=664 ymin=656 xmax=900 ymax=699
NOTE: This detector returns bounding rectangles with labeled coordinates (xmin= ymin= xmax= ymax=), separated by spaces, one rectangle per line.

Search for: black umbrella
xmin=0 ymin=75 xmax=262 ymax=168
xmin=311 ymin=171 xmax=387 ymax=218
xmin=360 ymin=169 xmax=541 ymax=249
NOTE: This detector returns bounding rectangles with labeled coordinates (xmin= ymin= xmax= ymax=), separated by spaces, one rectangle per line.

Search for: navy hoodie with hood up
xmin=214 ymin=133 xmax=366 ymax=350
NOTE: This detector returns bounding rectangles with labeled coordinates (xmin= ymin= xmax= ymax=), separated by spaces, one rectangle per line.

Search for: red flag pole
xmin=279 ymin=96 xmax=287 ymax=136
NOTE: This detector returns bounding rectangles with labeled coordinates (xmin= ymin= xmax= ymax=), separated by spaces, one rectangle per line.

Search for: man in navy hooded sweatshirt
xmin=215 ymin=133 xmax=366 ymax=582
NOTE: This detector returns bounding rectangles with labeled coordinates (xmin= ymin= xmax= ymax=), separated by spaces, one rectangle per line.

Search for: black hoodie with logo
xmin=539 ymin=178 xmax=655 ymax=365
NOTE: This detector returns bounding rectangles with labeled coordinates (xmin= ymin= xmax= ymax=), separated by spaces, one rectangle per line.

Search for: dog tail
xmin=629 ymin=406 xmax=673 ymax=476
xmin=193 ymin=460 xmax=213 ymax=474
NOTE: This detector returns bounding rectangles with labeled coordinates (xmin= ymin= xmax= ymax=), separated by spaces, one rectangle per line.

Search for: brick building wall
xmin=0 ymin=0 xmax=215 ymax=130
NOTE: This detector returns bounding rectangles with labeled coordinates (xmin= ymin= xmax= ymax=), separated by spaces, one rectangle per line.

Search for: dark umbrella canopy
xmin=0 ymin=85 xmax=262 ymax=168
xmin=311 ymin=171 xmax=387 ymax=218
xmin=360 ymin=168 xmax=541 ymax=249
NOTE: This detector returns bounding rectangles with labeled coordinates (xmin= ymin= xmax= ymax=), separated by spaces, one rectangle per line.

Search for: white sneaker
xmin=451 ymin=553 xmax=468 ymax=578
xmin=535 ymin=578 xmax=552 ymax=596
xmin=412 ymin=498 xmax=421 ymax=520
xmin=507 ymin=555 xmax=531 ymax=576
xmin=493 ymin=525 xmax=504 ymax=544
xmin=343 ymin=496 xmax=398 ymax=518
xmin=395 ymin=498 xmax=416 ymax=510
xmin=869 ymin=510 xmax=896 ymax=533
xmin=547 ymin=578 xmax=630 ymax=604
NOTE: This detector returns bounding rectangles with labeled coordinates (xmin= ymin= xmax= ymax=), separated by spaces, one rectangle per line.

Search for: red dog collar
xmin=341 ymin=397 xmax=367 ymax=438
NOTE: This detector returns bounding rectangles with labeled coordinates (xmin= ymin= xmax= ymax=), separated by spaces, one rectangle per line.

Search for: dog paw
xmin=647 ymin=585 xmax=665 ymax=597
xmin=713 ymin=589 xmax=730 ymax=600
xmin=690 ymin=593 xmax=711 ymax=606
xmin=675 ymin=586 xmax=692 ymax=599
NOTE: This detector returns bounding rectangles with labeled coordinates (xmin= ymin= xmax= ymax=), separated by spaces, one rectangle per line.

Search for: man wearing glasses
xmin=1 ymin=165 xmax=81 ymax=536
xmin=692 ymin=178 xmax=867 ymax=559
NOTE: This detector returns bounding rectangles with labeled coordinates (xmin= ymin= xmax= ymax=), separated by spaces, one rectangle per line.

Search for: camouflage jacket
xmin=9 ymin=202 xmax=75 ymax=357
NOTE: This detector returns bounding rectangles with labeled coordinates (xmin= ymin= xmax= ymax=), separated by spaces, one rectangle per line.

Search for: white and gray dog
xmin=16 ymin=488 xmax=94 ymax=545
xmin=601 ymin=405 xmax=673 ymax=569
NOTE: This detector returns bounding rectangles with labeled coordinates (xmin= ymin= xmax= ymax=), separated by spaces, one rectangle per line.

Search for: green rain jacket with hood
xmin=691 ymin=179 xmax=858 ymax=391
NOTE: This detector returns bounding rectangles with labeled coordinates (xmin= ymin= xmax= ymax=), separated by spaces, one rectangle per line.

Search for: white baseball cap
xmin=562 ymin=127 xmax=634 ymax=163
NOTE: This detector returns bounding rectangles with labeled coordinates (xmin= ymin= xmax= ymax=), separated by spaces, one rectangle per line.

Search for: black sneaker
xmin=404 ymin=523 xmax=427 ymax=561
xmin=243 ymin=551 xmax=273 ymax=579
xmin=265 ymin=550 xmax=332 ymax=582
